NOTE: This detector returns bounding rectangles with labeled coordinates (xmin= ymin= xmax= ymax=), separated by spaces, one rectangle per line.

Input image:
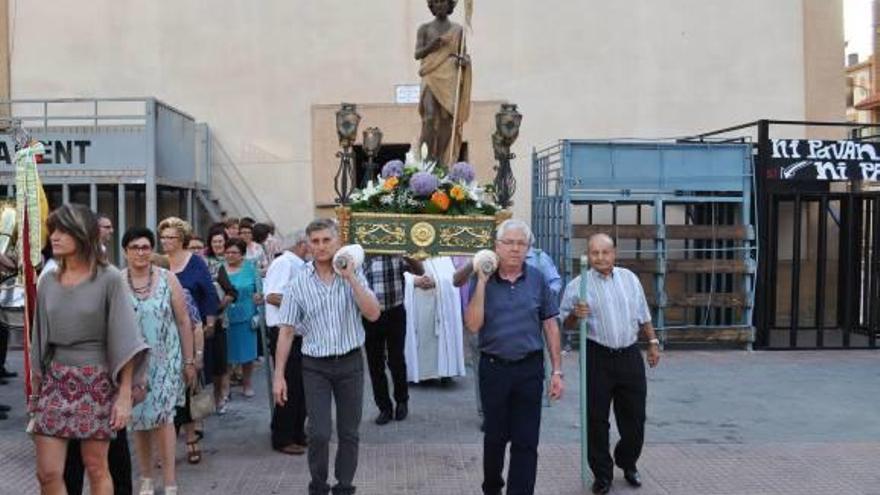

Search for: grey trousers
xmin=302 ymin=350 xmax=364 ymax=495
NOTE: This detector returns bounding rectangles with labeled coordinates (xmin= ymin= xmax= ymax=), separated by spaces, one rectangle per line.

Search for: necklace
xmin=127 ymin=265 xmax=154 ymax=297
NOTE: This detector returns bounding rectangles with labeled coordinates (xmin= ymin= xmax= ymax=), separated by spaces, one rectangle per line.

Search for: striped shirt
xmin=559 ymin=267 xmax=651 ymax=349
xmin=278 ymin=261 xmax=373 ymax=358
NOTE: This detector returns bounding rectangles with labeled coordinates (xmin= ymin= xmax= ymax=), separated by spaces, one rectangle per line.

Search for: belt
xmin=481 ymin=350 xmax=543 ymax=366
xmin=587 ymin=340 xmax=638 ymax=354
xmin=308 ymin=347 xmax=361 ymax=361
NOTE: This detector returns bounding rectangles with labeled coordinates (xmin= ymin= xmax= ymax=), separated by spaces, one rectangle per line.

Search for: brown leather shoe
xmin=276 ymin=444 xmax=306 ymax=455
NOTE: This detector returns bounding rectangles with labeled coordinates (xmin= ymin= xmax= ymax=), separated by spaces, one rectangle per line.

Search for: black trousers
xmin=586 ymin=341 xmax=647 ymax=483
xmin=363 ymin=305 xmax=408 ymax=413
xmin=269 ymin=328 xmax=308 ymax=448
xmin=63 ymin=428 xmax=132 ymax=495
xmin=480 ymin=351 xmax=544 ymax=495
xmin=0 ymin=320 xmax=9 ymax=370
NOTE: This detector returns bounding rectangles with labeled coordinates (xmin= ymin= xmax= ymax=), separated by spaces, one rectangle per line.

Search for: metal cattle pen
xmin=532 ymin=140 xmax=757 ymax=347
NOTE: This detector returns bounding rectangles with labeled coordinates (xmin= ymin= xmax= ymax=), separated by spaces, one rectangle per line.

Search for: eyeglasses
xmin=159 ymin=235 xmax=180 ymax=241
xmin=498 ymin=239 xmax=529 ymax=248
xmin=126 ymin=245 xmax=152 ymax=253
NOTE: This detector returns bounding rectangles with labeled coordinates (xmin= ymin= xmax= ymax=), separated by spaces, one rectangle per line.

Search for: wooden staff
xmin=446 ymin=28 xmax=467 ymax=166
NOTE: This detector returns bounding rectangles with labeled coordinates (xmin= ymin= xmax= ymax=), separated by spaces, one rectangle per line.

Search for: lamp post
xmin=492 ymin=103 xmax=522 ymax=209
xmin=334 ymin=103 xmax=362 ymax=204
xmin=362 ymin=126 xmax=383 ymax=188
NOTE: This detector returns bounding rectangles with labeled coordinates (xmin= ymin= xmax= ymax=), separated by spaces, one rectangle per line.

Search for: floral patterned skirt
xmin=31 ymin=362 xmax=116 ymax=440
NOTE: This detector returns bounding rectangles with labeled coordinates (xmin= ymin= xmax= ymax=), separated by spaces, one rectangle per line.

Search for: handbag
xmin=189 ymin=378 xmax=215 ymax=421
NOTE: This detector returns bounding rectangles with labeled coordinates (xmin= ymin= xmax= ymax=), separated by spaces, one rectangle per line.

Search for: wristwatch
xmin=552 ymin=370 xmax=564 ymax=379
xmin=648 ymin=338 xmax=660 ymax=346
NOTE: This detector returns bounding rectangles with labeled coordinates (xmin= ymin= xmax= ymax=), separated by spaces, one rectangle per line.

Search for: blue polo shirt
xmin=470 ymin=264 xmax=559 ymax=361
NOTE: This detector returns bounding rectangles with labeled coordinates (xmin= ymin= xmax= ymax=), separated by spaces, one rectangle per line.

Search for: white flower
xmin=405 ymin=142 xmax=437 ymax=174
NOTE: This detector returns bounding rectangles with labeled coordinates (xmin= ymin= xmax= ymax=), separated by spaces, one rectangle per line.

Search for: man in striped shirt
xmin=272 ymin=219 xmax=380 ymax=495
xmin=560 ymin=233 xmax=661 ymax=495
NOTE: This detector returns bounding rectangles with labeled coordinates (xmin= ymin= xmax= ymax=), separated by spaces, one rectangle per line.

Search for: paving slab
xmin=0 ymin=349 xmax=878 ymax=494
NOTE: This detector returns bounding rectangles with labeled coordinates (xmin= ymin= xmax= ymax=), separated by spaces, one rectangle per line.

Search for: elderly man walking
xmin=465 ymin=219 xmax=564 ymax=495
xmin=273 ymin=219 xmax=380 ymax=495
xmin=560 ymin=233 xmax=661 ymax=495
xmin=266 ymin=230 xmax=310 ymax=455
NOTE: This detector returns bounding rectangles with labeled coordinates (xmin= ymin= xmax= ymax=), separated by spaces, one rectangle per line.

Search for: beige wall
xmin=8 ymin=0 xmax=844 ymax=231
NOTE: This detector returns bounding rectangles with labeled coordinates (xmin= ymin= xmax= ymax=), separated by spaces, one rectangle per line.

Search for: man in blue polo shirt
xmin=465 ymin=219 xmax=564 ymax=495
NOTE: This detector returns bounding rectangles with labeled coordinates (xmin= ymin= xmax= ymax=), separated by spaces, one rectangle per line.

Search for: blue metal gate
xmin=532 ymin=140 xmax=757 ymax=346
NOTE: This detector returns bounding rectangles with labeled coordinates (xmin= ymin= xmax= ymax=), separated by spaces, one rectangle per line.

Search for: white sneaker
xmin=216 ymin=398 xmax=228 ymax=415
xmin=138 ymin=478 xmax=154 ymax=495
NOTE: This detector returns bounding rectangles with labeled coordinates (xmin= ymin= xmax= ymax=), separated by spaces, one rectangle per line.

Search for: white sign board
xmin=395 ymin=84 xmax=421 ymax=104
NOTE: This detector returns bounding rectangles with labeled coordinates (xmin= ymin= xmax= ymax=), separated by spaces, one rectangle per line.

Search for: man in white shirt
xmin=265 ymin=230 xmax=310 ymax=455
xmin=559 ymin=233 xmax=661 ymax=494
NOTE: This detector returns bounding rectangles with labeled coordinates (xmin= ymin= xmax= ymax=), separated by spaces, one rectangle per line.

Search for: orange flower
xmin=430 ymin=190 xmax=450 ymax=212
xmin=383 ymin=177 xmax=399 ymax=191
xmin=450 ymin=185 xmax=467 ymax=201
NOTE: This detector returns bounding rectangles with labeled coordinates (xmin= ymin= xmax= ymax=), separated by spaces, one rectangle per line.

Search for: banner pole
xmin=578 ymin=255 xmax=590 ymax=489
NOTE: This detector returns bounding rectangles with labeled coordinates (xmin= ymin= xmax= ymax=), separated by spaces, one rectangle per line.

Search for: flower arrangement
xmin=350 ymin=144 xmax=497 ymax=215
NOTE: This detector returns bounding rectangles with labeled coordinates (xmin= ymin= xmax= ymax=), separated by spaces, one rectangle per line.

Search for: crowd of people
xmin=19 ymin=204 xmax=662 ymax=495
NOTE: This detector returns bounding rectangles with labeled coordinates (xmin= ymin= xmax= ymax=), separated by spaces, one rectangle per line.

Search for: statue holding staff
xmin=415 ymin=0 xmax=472 ymax=166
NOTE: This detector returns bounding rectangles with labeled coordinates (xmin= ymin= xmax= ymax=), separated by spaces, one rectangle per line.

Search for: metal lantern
xmin=493 ymin=103 xmax=522 ymax=209
xmin=362 ymin=126 xmax=383 ymax=187
xmin=334 ymin=103 xmax=362 ymax=204
xmin=335 ymin=103 xmax=361 ymax=148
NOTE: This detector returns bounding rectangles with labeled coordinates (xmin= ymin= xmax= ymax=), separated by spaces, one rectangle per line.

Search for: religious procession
xmin=0 ymin=1 xmax=878 ymax=494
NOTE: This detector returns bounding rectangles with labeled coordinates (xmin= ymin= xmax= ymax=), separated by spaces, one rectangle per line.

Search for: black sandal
xmin=186 ymin=440 xmax=202 ymax=464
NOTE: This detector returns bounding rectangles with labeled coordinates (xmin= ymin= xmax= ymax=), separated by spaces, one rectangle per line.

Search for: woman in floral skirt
xmin=30 ymin=204 xmax=149 ymax=495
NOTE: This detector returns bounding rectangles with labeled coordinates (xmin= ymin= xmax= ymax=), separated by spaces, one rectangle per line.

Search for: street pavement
xmin=1 ymin=349 xmax=879 ymax=494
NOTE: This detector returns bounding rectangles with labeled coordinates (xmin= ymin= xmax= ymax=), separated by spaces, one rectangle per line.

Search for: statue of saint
xmin=415 ymin=0 xmax=472 ymax=166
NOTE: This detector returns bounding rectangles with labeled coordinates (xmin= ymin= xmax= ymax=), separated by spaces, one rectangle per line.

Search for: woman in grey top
xmin=29 ymin=204 xmax=148 ymax=495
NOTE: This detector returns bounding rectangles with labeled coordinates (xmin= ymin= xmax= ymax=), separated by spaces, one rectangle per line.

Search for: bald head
xmin=587 ymin=233 xmax=616 ymax=276
xmin=588 ymin=233 xmax=615 ymax=251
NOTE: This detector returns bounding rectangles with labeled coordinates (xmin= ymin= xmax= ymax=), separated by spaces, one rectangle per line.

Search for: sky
xmin=846 ymin=0 xmax=873 ymax=62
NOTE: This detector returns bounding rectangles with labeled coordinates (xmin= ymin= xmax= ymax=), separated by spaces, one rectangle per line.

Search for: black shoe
xmin=0 ymin=378 xmax=7 ymax=386
xmin=374 ymin=410 xmax=393 ymax=425
xmin=591 ymin=479 xmax=611 ymax=494
xmin=0 ymin=368 xmax=17 ymax=378
xmin=0 ymin=404 xmax=10 ymax=412
xmin=624 ymin=469 xmax=642 ymax=487
xmin=394 ymin=402 xmax=408 ymax=421
xmin=0 ymin=411 xmax=6 ymax=420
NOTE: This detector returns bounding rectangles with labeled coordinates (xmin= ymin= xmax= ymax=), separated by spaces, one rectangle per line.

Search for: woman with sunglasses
xmin=121 ymin=227 xmax=195 ymax=495
xmin=30 ymin=204 xmax=148 ymax=495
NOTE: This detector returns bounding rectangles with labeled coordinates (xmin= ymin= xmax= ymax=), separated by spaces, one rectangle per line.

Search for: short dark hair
xmin=252 ymin=223 xmax=271 ymax=244
xmin=121 ymin=226 xmax=155 ymax=250
xmin=305 ymin=218 xmax=338 ymax=238
xmin=239 ymin=219 xmax=255 ymax=232
xmin=225 ymin=237 xmax=247 ymax=254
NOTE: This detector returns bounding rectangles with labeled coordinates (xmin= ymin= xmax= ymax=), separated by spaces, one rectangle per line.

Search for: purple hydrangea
xmin=409 ymin=171 xmax=439 ymax=196
xmin=380 ymin=160 xmax=405 ymax=179
xmin=449 ymin=162 xmax=476 ymax=183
